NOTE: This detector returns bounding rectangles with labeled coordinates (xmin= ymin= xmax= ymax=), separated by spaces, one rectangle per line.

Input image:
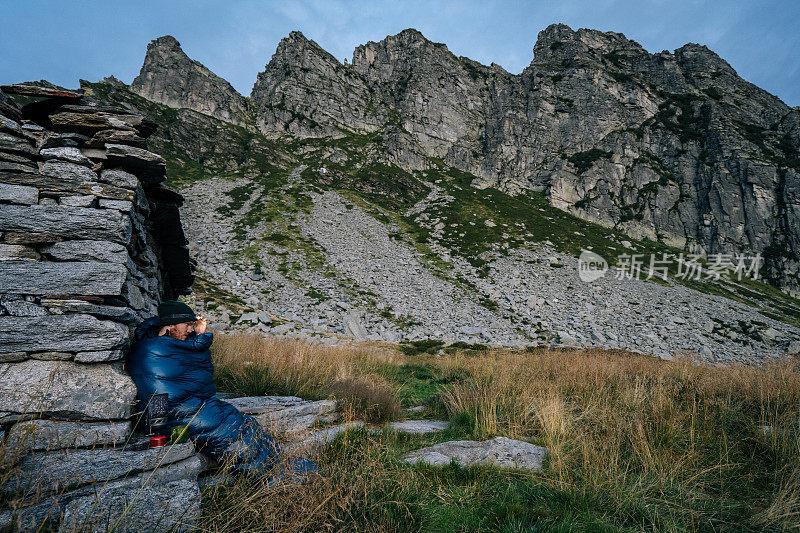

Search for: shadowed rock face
xmin=124 ymin=25 xmax=800 ymax=294
xmin=130 ymin=35 xmax=248 ymax=126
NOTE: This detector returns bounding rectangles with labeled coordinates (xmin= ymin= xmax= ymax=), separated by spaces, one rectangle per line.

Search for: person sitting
xmin=126 ymin=300 xmax=316 ymax=481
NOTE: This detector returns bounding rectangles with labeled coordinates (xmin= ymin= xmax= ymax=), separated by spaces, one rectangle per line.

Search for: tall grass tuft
xmin=211 ymin=333 xmax=401 ymax=423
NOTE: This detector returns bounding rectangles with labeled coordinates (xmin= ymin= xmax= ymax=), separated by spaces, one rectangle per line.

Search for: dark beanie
xmin=157 ymin=300 xmax=196 ymax=327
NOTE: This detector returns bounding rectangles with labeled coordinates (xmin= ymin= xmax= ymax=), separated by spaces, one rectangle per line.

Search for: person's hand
xmin=194 ymin=314 xmax=208 ymax=334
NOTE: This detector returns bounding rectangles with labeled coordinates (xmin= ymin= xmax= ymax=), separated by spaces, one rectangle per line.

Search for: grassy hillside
xmin=205 ymin=334 xmax=800 ymax=532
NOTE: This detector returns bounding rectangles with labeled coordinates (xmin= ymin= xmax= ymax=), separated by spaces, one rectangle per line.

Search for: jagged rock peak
xmin=532 ymin=23 xmax=646 ymax=65
xmin=267 ymin=31 xmax=342 ymax=68
xmin=351 ymin=28 xmax=459 ymax=81
xmin=150 ymin=34 xmax=182 ymax=51
xmin=352 ymin=28 xmax=449 ymax=66
xmin=674 ymin=43 xmax=737 ymax=76
xmin=382 ymin=28 xmax=439 ymax=46
xmin=102 ymin=75 xmax=126 ymax=87
xmin=130 ymin=35 xmax=248 ymax=125
xmin=250 ymin=29 xmax=384 ymax=137
xmin=250 ymin=29 xmax=350 ymax=108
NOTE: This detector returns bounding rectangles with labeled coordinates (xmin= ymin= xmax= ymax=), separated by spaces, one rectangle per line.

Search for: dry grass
xmin=204 ymin=337 xmax=800 ymax=532
xmin=211 ymin=334 xmax=401 ymax=423
xmin=438 ymin=348 xmax=800 ymax=529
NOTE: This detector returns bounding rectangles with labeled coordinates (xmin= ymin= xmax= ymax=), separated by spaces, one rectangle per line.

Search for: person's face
xmin=167 ymin=321 xmax=195 ymax=341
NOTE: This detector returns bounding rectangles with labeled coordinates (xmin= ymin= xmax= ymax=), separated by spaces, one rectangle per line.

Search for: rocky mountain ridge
xmin=127 ymin=25 xmax=800 ymax=295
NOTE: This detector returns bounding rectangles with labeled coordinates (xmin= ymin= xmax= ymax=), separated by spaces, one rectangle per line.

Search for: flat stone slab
xmin=0 ymin=260 xmax=128 ymax=296
xmin=5 ymin=441 xmax=195 ymax=495
xmin=60 ymin=476 xmax=199 ymax=533
xmin=225 ymin=395 xmax=337 ymax=434
xmin=0 ymin=183 xmax=38 ymax=205
xmin=285 ymin=422 xmax=365 ymax=455
xmin=41 ymin=240 xmax=128 ymax=263
xmin=0 ymin=84 xmax=82 ymax=99
xmin=389 ymin=420 xmax=449 ymax=434
xmin=224 ymin=395 xmax=313 ymax=413
xmin=0 ymin=203 xmax=132 ymax=244
xmin=5 ymin=419 xmax=131 ymax=453
xmin=0 ymin=314 xmax=129 ymax=352
xmin=403 ymin=436 xmax=547 ymax=471
xmin=105 ymin=144 xmax=166 ymax=184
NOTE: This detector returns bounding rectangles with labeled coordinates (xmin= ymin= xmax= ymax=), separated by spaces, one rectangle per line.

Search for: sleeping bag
xmin=127 ymin=317 xmax=314 ymax=478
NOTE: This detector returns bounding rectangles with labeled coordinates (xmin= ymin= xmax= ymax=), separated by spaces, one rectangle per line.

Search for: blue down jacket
xmin=127 ymin=317 xmax=280 ymax=475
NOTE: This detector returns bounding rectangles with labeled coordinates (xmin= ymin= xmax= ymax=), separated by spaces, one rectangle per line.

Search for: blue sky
xmin=2 ymin=0 xmax=799 ymax=106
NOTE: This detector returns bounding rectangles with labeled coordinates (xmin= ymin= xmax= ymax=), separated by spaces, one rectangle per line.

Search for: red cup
xmin=149 ymin=435 xmax=168 ymax=448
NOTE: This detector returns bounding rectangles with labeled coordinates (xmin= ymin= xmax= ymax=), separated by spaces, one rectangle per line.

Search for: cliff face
xmin=123 ymin=25 xmax=800 ymax=294
xmin=251 ymin=31 xmax=387 ymax=137
xmin=130 ymin=35 xmax=248 ymax=126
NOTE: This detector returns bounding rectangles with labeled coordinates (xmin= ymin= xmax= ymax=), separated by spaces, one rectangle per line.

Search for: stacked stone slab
xmin=0 ymin=83 xmax=197 ymax=532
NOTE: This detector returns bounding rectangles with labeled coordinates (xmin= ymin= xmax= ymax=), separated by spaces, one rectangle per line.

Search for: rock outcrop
xmin=0 ymin=83 xmax=196 ymax=532
xmin=255 ymin=26 xmax=800 ymax=294
xmin=403 ymin=436 xmax=548 ymax=471
xmin=251 ymin=31 xmax=387 ymax=138
xmin=131 ymin=35 xmax=249 ymax=126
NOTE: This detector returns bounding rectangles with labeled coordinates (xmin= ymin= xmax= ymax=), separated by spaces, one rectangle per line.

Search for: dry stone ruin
xmin=0 ymin=83 xmax=198 ymax=531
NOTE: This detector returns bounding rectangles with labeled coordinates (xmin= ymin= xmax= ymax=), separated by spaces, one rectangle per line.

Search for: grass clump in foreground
xmin=204 ymin=334 xmax=800 ymax=532
xmin=211 ymin=334 xmax=401 ymax=424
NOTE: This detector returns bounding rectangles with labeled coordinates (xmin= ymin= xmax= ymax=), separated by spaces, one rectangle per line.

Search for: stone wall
xmin=0 ymin=83 xmax=198 ymax=531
